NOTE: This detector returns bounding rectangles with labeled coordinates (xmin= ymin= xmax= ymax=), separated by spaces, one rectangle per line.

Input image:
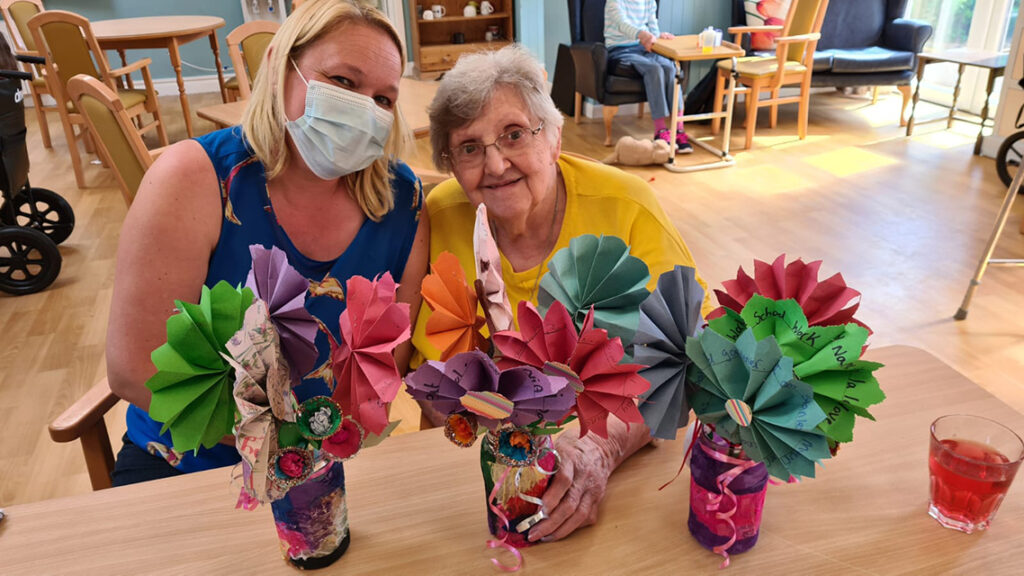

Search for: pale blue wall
xmin=39 ymin=0 xmax=248 ymax=79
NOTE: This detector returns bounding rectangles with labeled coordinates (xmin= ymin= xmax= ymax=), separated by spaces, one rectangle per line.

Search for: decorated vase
xmin=270 ymin=461 xmax=351 ymax=569
xmin=688 ymin=431 xmax=768 ymax=556
xmin=479 ymin=427 xmax=558 ymax=548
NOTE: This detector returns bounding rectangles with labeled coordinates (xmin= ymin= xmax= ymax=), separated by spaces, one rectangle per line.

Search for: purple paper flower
xmin=246 ymin=245 xmax=319 ymax=384
xmin=406 ymin=350 xmax=575 ymax=428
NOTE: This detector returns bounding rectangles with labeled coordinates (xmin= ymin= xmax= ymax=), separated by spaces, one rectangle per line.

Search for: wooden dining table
xmin=1 ymin=345 xmax=1021 ymax=574
xmin=196 ymin=76 xmax=439 ymax=139
xmin=92 ymin=15 xmax=227 ymax=139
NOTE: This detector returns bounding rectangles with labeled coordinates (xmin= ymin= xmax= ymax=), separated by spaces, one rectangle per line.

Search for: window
xmin=906 ymin=0 xmax=1020 ymax=111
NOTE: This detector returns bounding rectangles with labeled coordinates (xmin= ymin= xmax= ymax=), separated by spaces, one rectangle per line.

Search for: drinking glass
xmin=928 ymin=414 xmax=1024 ymax=533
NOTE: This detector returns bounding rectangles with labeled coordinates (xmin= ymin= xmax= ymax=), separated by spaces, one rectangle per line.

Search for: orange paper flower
xmin=422 ymin=251 xmax=487 ymax=360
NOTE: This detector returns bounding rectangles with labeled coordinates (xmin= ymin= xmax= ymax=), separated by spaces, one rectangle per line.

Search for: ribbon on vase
xmin=485 ymin=443 xmax=561 ymax=571
xmin=486 ymin=466 xmax=523 ymax=572
xmin=691 ymin=440 xmax=763 ymax=568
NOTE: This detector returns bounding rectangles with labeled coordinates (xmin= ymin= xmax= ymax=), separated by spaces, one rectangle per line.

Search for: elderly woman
xmin=106 ymin=0 xmax=428 ymax=484
xmin=410 ymin=45 xmax=710 ymax=542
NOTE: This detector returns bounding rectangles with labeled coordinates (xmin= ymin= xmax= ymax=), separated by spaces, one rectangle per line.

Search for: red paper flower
xmin=329 ymin=272 xmax=411 ymax=435
xmin=322 ymin=417 xmax=364 ymax=460
xmin=278 ymin=451 xmax=306 ymax=478
xmin=493 ymin=300 xmax=648 ymax=438
xmin=707 ymin=254 xmax=870 ymax=332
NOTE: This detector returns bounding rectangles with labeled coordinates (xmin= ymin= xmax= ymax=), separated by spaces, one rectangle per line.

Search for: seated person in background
xmin=605 ymin=0 xmax=691 ymax=153
xmin=410 ymin=44 xmax=711 ymax=542
xmin=105 ymin=0 xmax=428 ymax=485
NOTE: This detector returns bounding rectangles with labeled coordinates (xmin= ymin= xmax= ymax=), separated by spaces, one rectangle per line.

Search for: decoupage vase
xmin=479 ymin=427 xmax=558 ymax=548
xmin=688 ymin=431 xmax=768 ymax=556
xmin=271 ymin=461 xmax=351 ymax=569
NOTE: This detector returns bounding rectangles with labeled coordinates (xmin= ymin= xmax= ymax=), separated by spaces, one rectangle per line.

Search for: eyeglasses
xmin=444 ymin=122 xmax=544 ymax=168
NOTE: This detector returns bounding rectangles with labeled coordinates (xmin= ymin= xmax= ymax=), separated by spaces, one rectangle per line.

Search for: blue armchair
xmin=810 ymin=0 xmax=933 ymax=125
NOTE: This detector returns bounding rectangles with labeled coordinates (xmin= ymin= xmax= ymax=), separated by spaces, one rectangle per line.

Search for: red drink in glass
xmin=928 ymin=415 xmax=1024 ymax=534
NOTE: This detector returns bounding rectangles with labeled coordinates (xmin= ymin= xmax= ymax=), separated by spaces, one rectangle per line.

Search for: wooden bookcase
xmin=407 ymin=0 xmax=515 ymax=76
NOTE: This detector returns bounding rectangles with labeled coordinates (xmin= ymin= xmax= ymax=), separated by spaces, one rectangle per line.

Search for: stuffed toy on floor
xmin=602 ymin=136 xmax=672 ymax=166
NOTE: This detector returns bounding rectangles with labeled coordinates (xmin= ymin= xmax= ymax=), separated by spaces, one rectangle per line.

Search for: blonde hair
xmin=242 ymin=0 xmax=411 ymax=221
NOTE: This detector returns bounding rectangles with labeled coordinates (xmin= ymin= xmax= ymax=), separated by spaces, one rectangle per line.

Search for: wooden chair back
xmin=782 ymin=0 xmax=828 ymax=64
xmin=67 ymin=74 xmax=154 ymax=205
xmin=226 ymin=20 xmax=278 ymax=100
xmin=27 ymin=10 xmax=110 ymax=104
xmin=1 ymin=0 xmax=44 ymax=52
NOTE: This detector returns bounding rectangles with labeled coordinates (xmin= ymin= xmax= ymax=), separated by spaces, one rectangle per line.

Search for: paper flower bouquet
xmin=145 ymin=245 xmax=410 ymax=568
xmin=405 ymin=206 xmax=651 ymax=568
xmin=632 ymin=255 xmax=885 ymax=567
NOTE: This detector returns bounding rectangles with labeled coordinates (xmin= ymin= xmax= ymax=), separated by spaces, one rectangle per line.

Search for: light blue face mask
xmin=285 ymin=59 xmax=394 ymax=180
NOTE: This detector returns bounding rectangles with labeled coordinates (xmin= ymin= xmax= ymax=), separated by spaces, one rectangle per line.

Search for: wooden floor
xmin=1 ymin=87 xmax=1022 ymax=506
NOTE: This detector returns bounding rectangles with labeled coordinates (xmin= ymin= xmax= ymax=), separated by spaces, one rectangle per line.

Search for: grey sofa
xmin=810 ymin=0 xmax=933 ymax=124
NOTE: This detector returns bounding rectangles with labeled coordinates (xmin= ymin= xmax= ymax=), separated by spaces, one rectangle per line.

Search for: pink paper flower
xmin=329 ymin=272 xmax=411 ymax=435
xmin=493 ymin=300 xmax=648 ymax=438
xmin=278 ymin=451 xmax=306 ymax=478
xmin=322 ymin=417 xmax=364 ymax=460
xmin=707 ymin=254 xmax=870 ymax=332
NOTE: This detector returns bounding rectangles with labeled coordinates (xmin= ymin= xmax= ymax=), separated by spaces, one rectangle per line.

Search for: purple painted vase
xmin=270 ymin=461 xmax=350 ymax=569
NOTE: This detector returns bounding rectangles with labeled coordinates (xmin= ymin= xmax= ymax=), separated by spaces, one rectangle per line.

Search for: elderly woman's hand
xmin=526 ymin=432 xmax=614 ymax=542
xmin=526 ymin=419 xmax=654 ymax=542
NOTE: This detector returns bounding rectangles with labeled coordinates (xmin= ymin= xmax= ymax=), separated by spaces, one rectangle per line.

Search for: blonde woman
xmin=106 ymin=0 xmax=428 ymax=484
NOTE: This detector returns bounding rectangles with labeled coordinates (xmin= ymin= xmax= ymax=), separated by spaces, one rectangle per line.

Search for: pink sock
xmin=653 ymin=117 xmax=667 ymax=132
xmin=676 ymin=122 xmax=685 ymax=132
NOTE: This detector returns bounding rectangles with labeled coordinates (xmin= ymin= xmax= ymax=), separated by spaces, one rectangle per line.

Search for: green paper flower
xmin=538 ymin=234 xmax=650 ymax=347
xmin=146 ymin=281 xmax=254 ymax=454
xmin=686 ymin=328 xmax=832 ymax=481
xmin=707 ymin=294 xmax=885 ymax=445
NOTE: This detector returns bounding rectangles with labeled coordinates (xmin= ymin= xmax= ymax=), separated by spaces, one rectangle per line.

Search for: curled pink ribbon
xmin=697 ymin=440 xmax=758 ymax=569
xmin=486 ymin=466 xmax=523 ymax=572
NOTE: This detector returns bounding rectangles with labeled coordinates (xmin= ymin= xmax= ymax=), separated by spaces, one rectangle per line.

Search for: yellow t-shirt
xmin=411 ymin=153 xmax=711 ymax=366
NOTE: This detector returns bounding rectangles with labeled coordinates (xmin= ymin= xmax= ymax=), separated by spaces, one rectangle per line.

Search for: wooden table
xmin=905 ymin=48 xmax=1009 ymax=155
xmin=1 ymin=346 xmax=1022 ymax=574
xmin=92 ymin=15 xmax=227 ymax=139
xmin=197 ymin=77 xmax=439 ymax=139
xmin=653 ymin=35 xmax=744 ymax=173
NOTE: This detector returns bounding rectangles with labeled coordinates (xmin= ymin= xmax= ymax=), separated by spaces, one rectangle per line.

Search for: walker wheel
xmin=0 ymin=226 xmax=62 ymax=295
xmin=995 ymin=130 xmax=1024 ymax=193
xmin=0 ymin=187 xmax=75 ymax=244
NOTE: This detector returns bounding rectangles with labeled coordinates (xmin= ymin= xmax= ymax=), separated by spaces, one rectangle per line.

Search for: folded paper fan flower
xmin=405 ymin=350 xmax=575 ymax=430
xmin=632 ymin=266 xmax=705 ymax=440
xmin=226 ymin=298 xmax=298 ymax=502
xmin=422 ymin=251 xmax=487 ymax=360
xmin=708 ymin=294 xmax=885 ymax=445
xmin=245 ymin=245 xmax=319 ymax=383
xmin=686 ymin=328 xmax=831 ymax=481
xmin=146 ymin=281 xmax=254 ymax=454
xmin=329 ymin=272 xmax=410 ymax=436
xmin=708 ymin=254 xmax=868 ymax=331
xmin=494 ymin=300 xmax=648 ymax=438
xmin=474 ymin=203 xmax=514 ymax=333
xmin=538 ymin=234 xmax=650 ymax=347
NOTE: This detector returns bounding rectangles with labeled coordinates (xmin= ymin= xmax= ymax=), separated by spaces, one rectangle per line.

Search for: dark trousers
xmin=111 ymin=434 xmax=183 ymax=487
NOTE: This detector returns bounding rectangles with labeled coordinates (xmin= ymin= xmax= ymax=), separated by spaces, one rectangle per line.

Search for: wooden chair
xmin=0 ymin=0 xmax=55 ymax=149
xmin=27 ymin=10 xmax=168 ymax=189
xmin=711 ymin=0 xmax=831 ymax=149
xmin=66 ymin=75 xmax=161 ymax=205
xmin=48 ymin=377 xmax=119 ymax=490
xmin=224 ymin=20 xmax=278 ymax=102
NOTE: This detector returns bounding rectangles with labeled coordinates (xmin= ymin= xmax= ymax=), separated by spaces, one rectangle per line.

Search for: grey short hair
xmin=428 ymin=44 xmax=564 ymax=172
